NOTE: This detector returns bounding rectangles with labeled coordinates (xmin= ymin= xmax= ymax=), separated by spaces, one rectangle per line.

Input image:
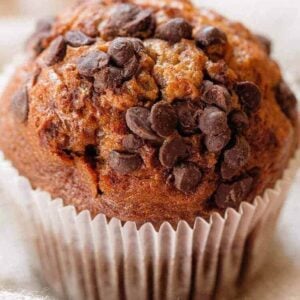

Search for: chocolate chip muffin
xmin=0 ymin=0 xmax=298 ymax=226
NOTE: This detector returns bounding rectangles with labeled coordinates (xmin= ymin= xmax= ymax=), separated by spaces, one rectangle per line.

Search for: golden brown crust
xmin=0 ymin=0 xmax=298 ymax=226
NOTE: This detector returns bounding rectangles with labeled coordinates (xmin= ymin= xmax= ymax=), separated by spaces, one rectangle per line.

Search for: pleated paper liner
xmin=0 ymin=149 xmax=299 ymax=300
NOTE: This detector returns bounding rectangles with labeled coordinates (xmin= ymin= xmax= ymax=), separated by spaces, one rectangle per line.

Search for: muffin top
xmin=0 ymin=0 xmax=298 ymax=225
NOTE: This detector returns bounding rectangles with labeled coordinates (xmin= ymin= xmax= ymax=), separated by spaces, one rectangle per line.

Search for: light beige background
xmin=0 ymin=0 xmax=300 ymax=82
xmin=0 ymin=0 xmax=299 ymax=299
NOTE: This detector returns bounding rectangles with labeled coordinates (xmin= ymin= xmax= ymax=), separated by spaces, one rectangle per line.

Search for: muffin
xmin=0 ymin=0 xmax=298 ymax=227
xmin=0 ymin=0 xmax=299 ymax=299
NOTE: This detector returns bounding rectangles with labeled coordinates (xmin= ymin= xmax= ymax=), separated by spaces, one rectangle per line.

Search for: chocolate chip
xmin=125 ymin=8 xmax=155 ymax=38
xmin=36 ymin=17 xmax=55 ymax=33
xmin=159 ymin=136 xmax=188 ymax=168
xmin=214 ymin=177 xmax=253 ymax=209
xmin=43 ymin=36 xmax=67 ymax=66
xmin=107 ymin=38 xmax=141 ymax=79
xmin=204 ymin=130 xmax=230 ymax=153
xmin=11 ymin=86 xmax=29 ymax=123
xmin=195 ymin=26 xmax=228 ymax=60
xmin=174 ymin=101 xmax=199 ymax=134
xmin=221 ymin=136 xmax=250 ymax=179
xmin=229 ymin=110 xmax=249 ymax=133
xmin=109 ymin=151 xmax=142 ymax=174
xmin=77 ymin=50 xmax=110 ymax=77
xmin=201 ymin=80 xmax=214 ymax=93
xmin=155 ymin=18 xmax=193 ymax=43
xmin=224 ymin=136 xmax=250 ymax=169
xmin=122 ymin=55 xmax=140 ymax=79
xmin=102 ymin=4 xmax=155 ymax=39
xmin=65 ymin=30 xmax=95 ymax=47
xmin=108 ymin=37 xmax=136 ymax=67
xmin=195 ymin=26 xmax=228 ymax=48
xmin=199 ymin=107 xmax=229 ymax=136
xmin=173 ymin=163 xmax=202 ymax=194
xmin=235 ymin=81 xmax=262 ymax=113
xmin=200 ymin=107 xmax=231 ymax=153
xmin=26 ymin=17 xmax=54 ymax=55
xmin=128 ymin=38 xmax=144 ymax=53
xmin=27 ymin=35 xmax=47 ymax=57
xmin=255 ymin=34 xmax=272 ymax=55
xmin=275 ymin=81 xmax=297 ymax=122
xmin=126 ymin=107 xmax=161 ymax=142
xmin=29 ymin=67 xmax=42 ymax=87
xmin=202 ymin=84 xmax=231 ymax=111
xmin=94 ymin=66 xmax=123 ymax=93
xmin=150 ymin=102 xmax=177 ymax=137
xmin=122 ymin=134 xmax=144 ymax=151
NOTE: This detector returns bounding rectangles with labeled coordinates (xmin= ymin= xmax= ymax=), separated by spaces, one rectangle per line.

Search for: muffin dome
xmin=0 ymin=0 xmax=298 ymax=225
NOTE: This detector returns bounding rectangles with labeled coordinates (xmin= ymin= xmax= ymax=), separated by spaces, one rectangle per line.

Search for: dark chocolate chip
xmin=122 ymin=55 xmax=140 ymax=79
xmin=27 ymin=34 xmax=47 ymax=57
xmin=29 ymin=67 xmax=42 ymax=87
xmin=43 ymin=35 xmax=67 ymax=66
xmin=202 ymin=84 xmax=231 ymax=111
xmin=159 ymin=136 xmax=188 ymax=168
xmin=77 ymin=50 xmax=110 ymax=77
xmin=128 ymin=38 xmax=145 ymax=53
xmin=204 ymin=130 xmax=231 ymax=153
xmin=11 ymin=86 xmax=29 ymax=123
xmin=65 ymin=30 xmax=95 ymax=47
xmin=199 ymin=107 xmax=228 ymax=136
xmin=221 ymin=136 xmax=250 ymax=179
xmin=93 ymin=66 xmax=123 ymax=93
xmin=275 ymin=81 xmax=298 ymax=122
xmin=107 ymin=37 xmax=140 ymax=79
xmin=122 ymin=134 xmax=144 ymax=151
xmin=36 ymin=17 xmax=55 ymax=33
xmin=255 ymin=34 xmax=272 ymax=55
xmin=235 ymin=81 xmax=262 ymax=113
xmin=229 ymin=110 xmax=249 ymax=133
xmin=174 ymin=101 xmax=199 ymax=134
xmin=150 ymin=102 xmax=177 ymax=137
xmin=195 ymin=26 xmax=228 ymax=60
xmin=126 ymin=107 xmax=161 ymax=142
xmin=124 ymin=8 xmax=155 ymax=38
xmin=155 ymin=18 xmax=193 ymax=43
xmin=201 ymin=80 xmax=214 ymax=93
xmin=109 ymin=150 xmax=142 ymax=174
xmin=195 ymin=26 xmax=228 ymax=48
xmin=214 ymin=177 xmax=253 ymax=209
xmin=200 ymin=106 xmax=231 ymax=153
xmin=26 ymin=17 xmax=54 ymax=55
xmin=102 ymin=4 xmax=155 ymax=39
xmin=173 ymin=163 xmax=202 ymax=194
xmin=224 ymin=136 xmax=250 ymax=169
xmin=108 ymin=37 xmax=136 ymax=67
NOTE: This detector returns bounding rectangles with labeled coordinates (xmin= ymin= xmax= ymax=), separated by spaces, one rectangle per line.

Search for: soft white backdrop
xmin=0 ymin=1 xmax=299 ymax=299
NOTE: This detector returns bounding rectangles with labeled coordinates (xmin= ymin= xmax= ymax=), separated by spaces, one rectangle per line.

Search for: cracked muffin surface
xmin=0 ymin=0 xmax=298 ymax=226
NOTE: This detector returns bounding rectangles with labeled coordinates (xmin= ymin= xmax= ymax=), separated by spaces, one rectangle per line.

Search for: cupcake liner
xmin=0 ymin=149 xmax=299 ymax=300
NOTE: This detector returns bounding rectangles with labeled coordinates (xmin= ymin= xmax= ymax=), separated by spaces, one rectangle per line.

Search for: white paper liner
xmin=0 ymin=62 xmax=300 ymax=299
xmin=0 ymin=149 xmax=299 ymax=300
